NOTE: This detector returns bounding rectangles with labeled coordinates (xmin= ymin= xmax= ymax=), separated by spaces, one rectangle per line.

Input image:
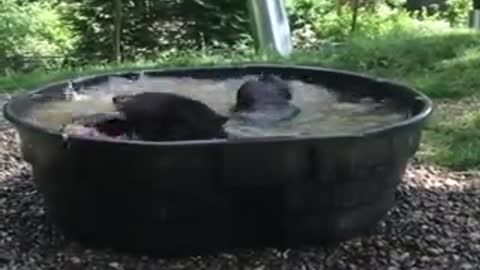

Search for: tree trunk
xmin=113 ymin=0 xmax=122 ymax=64
xmin=350 ymin=0 xmax=360 ymax=34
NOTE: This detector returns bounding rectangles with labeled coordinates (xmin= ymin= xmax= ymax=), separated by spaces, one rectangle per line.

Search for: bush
xmin=442 ymin=0 xmax=471 ymax=26
xmin=63 ymin=0 xmax=250 ymax=65
xmin=0 ymin=0 xmax=76 ymax=73
xmin=1 ymin=0 xmax=473 ymax=71
xmin=287 ymin=0 xmax=443 ymax=48
xmin=285 ymin=0 xmax=468 ymax=49
xmin=65 ymin=0 xmax=452 ymax=62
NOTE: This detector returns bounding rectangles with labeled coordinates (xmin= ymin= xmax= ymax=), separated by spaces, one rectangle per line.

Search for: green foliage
xmin=62 ymin=0 xmax=250 ymax=64
xmin=302 ymin=28 xmax=480 ymax=100
xmin=0 ymin=0 xmax=476 ymax=72
xmin=286 ymin=0 xmax=452 ymax=49
xmin=0 ymin=0 xmax=75 ymax=73
xmin=327 ymin=29 xmax=477 ymax=70
xmin=442 ymin=0 xmax=472 ymax=26
xmin=286 ymin=0 xmax=343 ymax=46
xmin=0 ymin=48 xmax=258 ymax=93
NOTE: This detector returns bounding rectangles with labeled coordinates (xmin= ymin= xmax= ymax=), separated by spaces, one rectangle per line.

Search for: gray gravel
xmin=0 ymin=129 xmax=479 ymax=270
xmin=0 ymin=95 xmax=12 ymax=131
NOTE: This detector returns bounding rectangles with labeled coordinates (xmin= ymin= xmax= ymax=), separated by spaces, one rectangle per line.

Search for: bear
xmin=231 ymin=74 xmax=300 ymax=124
xmin=112 ymin=92 xmax=228 ymax=141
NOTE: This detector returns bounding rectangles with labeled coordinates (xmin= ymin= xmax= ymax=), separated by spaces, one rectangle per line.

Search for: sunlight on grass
xmin=421 ymin=100 xmax=480 ymax=170
xmin=426 ymin=119 xmax=480 ymax=170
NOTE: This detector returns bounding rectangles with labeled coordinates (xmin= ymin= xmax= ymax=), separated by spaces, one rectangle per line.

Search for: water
xmin=26 ymin=75 xmax=409 ymax=139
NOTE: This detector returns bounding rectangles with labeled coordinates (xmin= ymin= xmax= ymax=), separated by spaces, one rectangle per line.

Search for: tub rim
xmin=3 ymin=63 xmax=433 ymax=147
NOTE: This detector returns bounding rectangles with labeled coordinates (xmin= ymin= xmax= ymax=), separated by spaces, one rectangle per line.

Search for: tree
xmin=351 ymin=0 xmax=360 ymax=33
xmin=113 ymin=0 xmax=122 ymax=63
xmin=0 ymin=0 xmax=75 ymax=73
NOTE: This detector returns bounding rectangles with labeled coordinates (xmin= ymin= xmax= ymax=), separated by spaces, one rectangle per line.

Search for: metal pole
xmin=474 ymin=10 xmax=480 ymax=30
xmin=471 ymin=0 xmax=480 ymax=30
xmin=247 ymin=0 xmax=293 ymax=57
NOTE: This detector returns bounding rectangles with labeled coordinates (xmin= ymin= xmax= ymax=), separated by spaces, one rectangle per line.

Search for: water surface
xmin=26 ymin=75 xmax=409 ymax=139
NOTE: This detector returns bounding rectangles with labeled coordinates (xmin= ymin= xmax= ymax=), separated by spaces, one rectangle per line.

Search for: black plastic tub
xmin=3 ymin=64 xmax=432 ymax=256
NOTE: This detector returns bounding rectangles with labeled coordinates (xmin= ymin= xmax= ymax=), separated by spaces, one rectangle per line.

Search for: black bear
xmin=231 ymin=74 xmax=300 ymax=124
xmin=112 ymin=92 xmax=228 ymax=141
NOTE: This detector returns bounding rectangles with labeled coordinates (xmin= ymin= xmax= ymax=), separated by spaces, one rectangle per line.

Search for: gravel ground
xmin=0 ymin=129 xmax=479 ymax=270
xmin=0 ymin=95 xmax=12 ymax=131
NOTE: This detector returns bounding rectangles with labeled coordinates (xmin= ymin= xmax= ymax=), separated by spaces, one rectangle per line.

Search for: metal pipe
xmin=474 ymin=10 xmax=480 ymax=30
xmin=247 ymin=0 xmax=293 ymax=57
xmin=469 ymin=0 xmax=480 ymax=30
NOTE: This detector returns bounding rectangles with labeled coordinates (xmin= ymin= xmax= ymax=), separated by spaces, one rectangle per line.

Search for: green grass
xmin=417 ymin=97 xmax=480 ymax=171
xmin=3 ymin=28 xmax=480 ymax=97
xmin=426 ymin=125 xmax=480 ymax=170
xmin=0 ymin=52 xmax=259 ymax=94
xmin=2 ymin=29 xmax=480 ymax=171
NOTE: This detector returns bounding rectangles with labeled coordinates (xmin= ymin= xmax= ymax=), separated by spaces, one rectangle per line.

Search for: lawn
xmin=2 ymin=29 xmax=480 ymax=171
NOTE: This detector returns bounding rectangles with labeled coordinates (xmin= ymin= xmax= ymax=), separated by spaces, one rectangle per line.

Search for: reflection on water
xmin=26 ymin=75 xmax=408 ymax=139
